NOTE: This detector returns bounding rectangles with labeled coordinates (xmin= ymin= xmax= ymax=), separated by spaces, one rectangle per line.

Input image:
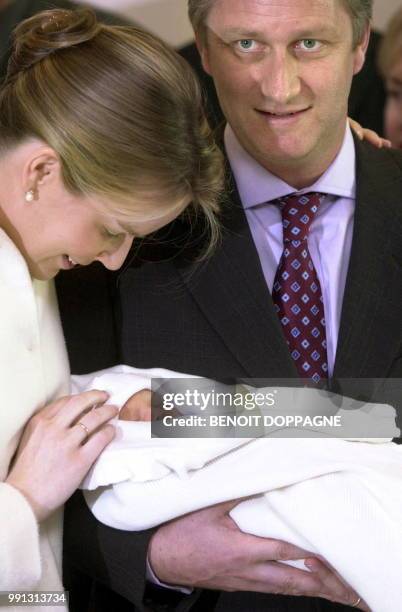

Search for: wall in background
xmin=373 ymin=0 xmax=402 ymax=31
xmin=83 ymin=0 xmax=192 ymax=46
xmin=83 ymin=0 xmax=402 ymax=46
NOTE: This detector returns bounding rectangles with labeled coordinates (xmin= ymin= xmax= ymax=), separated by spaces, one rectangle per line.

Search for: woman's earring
xmin=25 ymin=190 xmax=35 ymax=203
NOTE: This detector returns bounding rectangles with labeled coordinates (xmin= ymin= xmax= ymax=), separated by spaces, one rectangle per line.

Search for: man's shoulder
xmin=355 ymin=138 xmax=402 ymax=181
xmin=355 ymin=140 xmax=402 ymax=230
xmin=382 ymin=146 xmax=402 ymax=173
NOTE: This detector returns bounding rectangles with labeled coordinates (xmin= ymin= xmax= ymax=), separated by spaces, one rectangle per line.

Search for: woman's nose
xmin=96 ymin=235 xmax=134 ymax=270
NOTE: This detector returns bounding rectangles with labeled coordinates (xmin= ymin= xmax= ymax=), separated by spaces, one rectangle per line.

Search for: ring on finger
xmin=351 ymin=596 xmax=361 ymax=608
xmin=77 ymin=421 xmax=90 ymax=443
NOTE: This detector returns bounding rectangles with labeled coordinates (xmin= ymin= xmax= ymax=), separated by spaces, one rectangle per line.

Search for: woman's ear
xmin=23 ymin=146 xmax=60 ymax=199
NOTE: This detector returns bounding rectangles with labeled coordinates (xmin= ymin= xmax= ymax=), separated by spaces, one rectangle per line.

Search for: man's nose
xmin=259 ymin=51 xmax=301 ymax=105
xmin=96 ymin=235 xmax=134 ymax=271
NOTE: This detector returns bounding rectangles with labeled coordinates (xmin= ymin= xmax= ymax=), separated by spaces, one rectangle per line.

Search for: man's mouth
xmin=256 ymin=107 xmax=311 ymax=120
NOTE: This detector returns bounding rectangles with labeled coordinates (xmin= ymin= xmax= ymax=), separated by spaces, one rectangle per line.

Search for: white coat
xmin=0 ymin=228 xmax=70 ymax=611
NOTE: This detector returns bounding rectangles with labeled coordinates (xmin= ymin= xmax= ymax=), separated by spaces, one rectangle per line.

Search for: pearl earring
xmin=25 ymin=190 xmax=35 ymax=203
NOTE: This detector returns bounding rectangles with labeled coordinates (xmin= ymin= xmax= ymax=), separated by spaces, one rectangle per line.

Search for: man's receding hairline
xmin=189 ymin=0 xmax=372 ymax=47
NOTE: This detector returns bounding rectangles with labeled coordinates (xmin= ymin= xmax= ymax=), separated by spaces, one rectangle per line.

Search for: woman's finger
xmin=349 ymin=117 xmax=364 ymax=140
xmin=79 ymin=423 xmax=117 ymax=462
xmin=348 ymin=117 xmax=392 ymax=148
xmin=53 ymin=389 xmax=110 ymax=427
xmin=29 ymin=394 xmax=72 ymax=421
xmin=70 ymin=403 xmax=119 ymax=444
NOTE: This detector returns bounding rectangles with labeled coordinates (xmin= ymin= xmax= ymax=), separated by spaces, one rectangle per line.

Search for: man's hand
xmin=149 ymin=500 xmax=368 ymax=609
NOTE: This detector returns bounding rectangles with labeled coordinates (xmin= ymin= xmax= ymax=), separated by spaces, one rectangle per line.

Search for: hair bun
xmin=6 ymin=8 xmax=101 ymax=81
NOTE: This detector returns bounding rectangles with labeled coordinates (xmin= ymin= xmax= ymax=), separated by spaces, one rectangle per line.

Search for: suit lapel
xmin=177 ymin=139 xmax=401 ymax=380
xmin=334 ymin=138 xmax=402 ymax=379
xmin=176 ymin=167 xmax=297 ymax=379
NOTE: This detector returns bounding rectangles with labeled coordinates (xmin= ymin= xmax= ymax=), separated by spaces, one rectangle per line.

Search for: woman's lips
xmin=60 ymin=255 xmax=79 ymax=270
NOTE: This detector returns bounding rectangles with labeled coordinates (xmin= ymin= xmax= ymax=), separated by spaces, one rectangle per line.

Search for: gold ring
xmin=352 ymin=596 xmax=362 ymax=608
xmin=77 ymin=421 xmax=90 ymax=442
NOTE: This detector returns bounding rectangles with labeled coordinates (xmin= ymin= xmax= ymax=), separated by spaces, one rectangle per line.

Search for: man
xmin=57 ymin=1 xmax=402 ymax=610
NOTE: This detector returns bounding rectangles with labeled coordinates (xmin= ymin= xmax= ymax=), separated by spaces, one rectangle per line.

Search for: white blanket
xmin=73 ymin=366 xmax=402 ymax=612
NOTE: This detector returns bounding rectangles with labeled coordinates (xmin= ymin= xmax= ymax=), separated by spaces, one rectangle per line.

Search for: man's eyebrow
xmin=211 ymin=25 xmax=336 ymax=41
xmin=208 ymin=27 xmax=334 ymax=42
xmin=215 ymin=27 xmax=262 ymax=38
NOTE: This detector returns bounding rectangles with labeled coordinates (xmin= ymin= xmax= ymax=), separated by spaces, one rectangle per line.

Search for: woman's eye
xmin=104 ymin=228 xmax=123 ymax=240
xmin=296 ymin=39 xmax=322 ymax=52
xmin=235 ymin=39 xmax=257 ymax=52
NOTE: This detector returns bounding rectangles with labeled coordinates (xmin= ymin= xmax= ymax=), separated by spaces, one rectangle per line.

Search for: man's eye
xmin=235 ymin=39 xmax=257 ymax=52
xmin=296 ymin=39 xmax=322 ymax=52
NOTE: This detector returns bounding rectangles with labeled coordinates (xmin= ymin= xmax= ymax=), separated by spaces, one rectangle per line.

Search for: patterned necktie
xmin=272 ymin=192 xmax=328 ymax=383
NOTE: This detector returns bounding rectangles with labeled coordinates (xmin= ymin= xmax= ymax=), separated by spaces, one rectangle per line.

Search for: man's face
xmin=198 ymin=0 xmax=368 ymax=180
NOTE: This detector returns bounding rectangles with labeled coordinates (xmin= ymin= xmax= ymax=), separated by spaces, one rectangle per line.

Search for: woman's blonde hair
xmin=378 ymin=8 xmax=402 ymax=78
xmin=0 ymin=8 xmax=223 ymax=253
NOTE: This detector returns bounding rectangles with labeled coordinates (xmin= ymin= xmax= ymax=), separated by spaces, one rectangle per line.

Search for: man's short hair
xmin=188 ymin=0 xmax=372 ymax=47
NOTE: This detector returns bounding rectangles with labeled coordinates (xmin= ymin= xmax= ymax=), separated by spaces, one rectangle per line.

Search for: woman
xmin=379 ymin=8 xmax=402 ymax=149
xmin=0 ymin=7 xmax=222 ymax=603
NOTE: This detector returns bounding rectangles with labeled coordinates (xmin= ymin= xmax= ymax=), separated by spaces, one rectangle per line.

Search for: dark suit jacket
xmin=56 ymin=137 xmax=402 ymax=611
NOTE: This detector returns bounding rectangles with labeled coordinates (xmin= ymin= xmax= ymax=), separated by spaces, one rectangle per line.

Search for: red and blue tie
xmin=272 ymin=192 xmax=328 ymax=383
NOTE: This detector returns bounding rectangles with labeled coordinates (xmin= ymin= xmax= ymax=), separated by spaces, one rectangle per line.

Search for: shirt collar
xmin=224 ymin=122 xmax=356 ymax=209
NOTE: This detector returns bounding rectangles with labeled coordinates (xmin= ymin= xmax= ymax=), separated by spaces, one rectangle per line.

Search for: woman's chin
xmin=28 ymin=262 xmax=58 ymax=281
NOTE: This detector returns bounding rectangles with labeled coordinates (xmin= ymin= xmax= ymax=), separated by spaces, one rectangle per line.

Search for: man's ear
xmin=195 ymin=31 xmax=212 ymax=76
xmin=23 ymin=147 xmax=60 ymax=196
xmin=353 ymin=23 xmax=371 ymax=76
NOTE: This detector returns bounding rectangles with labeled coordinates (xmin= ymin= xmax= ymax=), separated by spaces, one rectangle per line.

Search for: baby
xmin=119 ymin=389 xmax=153 ymax=422
xmin=73 ymin=367 xmax=402 ymax=612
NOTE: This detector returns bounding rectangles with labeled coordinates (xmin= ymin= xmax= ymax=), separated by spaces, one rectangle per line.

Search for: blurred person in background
xmin=379 ymin=7 xmax=402 ymax=149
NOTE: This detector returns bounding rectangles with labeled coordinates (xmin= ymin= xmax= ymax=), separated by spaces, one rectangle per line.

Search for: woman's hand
xmin=348 ymin=118 xmax=391 ymax=149
xmin=6 ymin=390 xmax=118 ymax=522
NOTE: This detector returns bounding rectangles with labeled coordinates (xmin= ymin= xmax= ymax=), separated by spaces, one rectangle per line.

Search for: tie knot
xmin=276 ymin=192 xmax=324 ymax=242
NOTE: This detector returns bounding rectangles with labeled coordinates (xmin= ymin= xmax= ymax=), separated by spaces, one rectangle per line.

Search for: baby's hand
xmin=119 ymin=389 xmax=152 ymax=421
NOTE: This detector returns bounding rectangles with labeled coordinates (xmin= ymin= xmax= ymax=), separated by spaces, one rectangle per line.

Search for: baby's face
xmin=119 ymin=389 xmax=152 ymax=421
